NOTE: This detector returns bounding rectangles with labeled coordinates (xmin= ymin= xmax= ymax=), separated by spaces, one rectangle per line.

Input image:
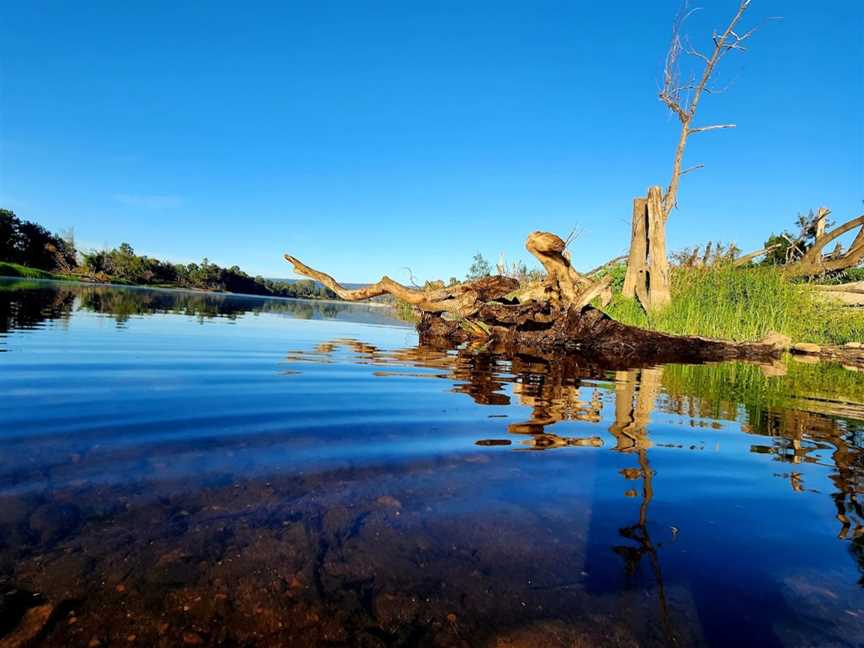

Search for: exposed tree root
xmin=416 ymin=306 xmax=785 ymax=366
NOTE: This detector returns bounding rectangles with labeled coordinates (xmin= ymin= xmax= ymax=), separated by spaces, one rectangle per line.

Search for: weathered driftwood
xmin=286 ymin=231 xmax=607 ymax=317
xmin=285 ymin=231 xmax=786 ymax=366
xmin=813 ymin=281 xmax=864 ymax=307
xmin=733 ymin=244 xmax=781 ymax=267
xmin=783 ymin=213 xmax=864 ymax=278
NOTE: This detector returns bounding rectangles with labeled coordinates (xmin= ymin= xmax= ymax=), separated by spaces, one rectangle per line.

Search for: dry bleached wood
xmin=623 ymin=1 xmax=755 ymax=313
xmin=733 ymin=243 xmax=781 ymax=267
xmin=622 ymin=197 xmax=648 ymax=299
xmin=645 ymin=187 xmax=672 ymax=311
xmin=622 ymin=187 xmax=670 ymax=311
xmin=285 ymin=230 xmax=789 ymax=367
xmin=283 ymin=254 xmax=519 ymax=316
xmin=285 ymin=231 xmax=607 ymax=321
xmin=814 ymin=282 xmax=864 ymax=307
xmin=659 ymin=0 xmax=753 ymax=218
xmin=783 ymin=213 xmax=864 ymax=278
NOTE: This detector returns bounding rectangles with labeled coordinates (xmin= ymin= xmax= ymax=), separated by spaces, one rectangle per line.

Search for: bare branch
xmin=563 ymin=225 xmax=583 ymax=248
xmin=705 ymin=79 xmax=735 ymax=95
xmin=733 ymin=244 xmax=780 ymax=267
xmin=659 ymin=93 xmax=689 ymax=122
xmin=400 ymin=266 xmax=422 ymax=288
xmin=661 ymin=0 xmax=754 ymax=218
xmin=680 ymin=164 xmax=704 ymax=176
xmin=688 ymin=123 xmax=736 ymax=134
xmin=683 ymin=40 xmax=710 ymax=65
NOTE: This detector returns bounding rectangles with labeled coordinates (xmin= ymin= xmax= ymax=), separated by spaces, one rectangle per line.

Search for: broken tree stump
xmin=622 ymin=186 xmax=671 ymax=312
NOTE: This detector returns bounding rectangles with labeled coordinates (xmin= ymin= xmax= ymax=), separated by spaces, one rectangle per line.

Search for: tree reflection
xmin=606 ymin=368 xmax=675 ymax=644
xmin=0 ymin=281 xmax=75 ymax=336
xmin=0 ymin=280 xmax=390 ymax=333
xmin=286 ymin=337 xmax=864 ymax=596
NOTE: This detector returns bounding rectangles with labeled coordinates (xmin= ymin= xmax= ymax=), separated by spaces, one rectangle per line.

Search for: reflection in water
xmin=288 ymin=338 xmax=864 ymax=614
xmin=0 ymin=281 xmax=76 ymax=336
xmin=1 ymin=281 xmax=864 ymax=646
xmin=0 ymin=278 xmax=401 ymax=333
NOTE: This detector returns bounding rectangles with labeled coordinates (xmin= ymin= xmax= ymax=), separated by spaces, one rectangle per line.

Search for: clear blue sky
xmin=1 ymin=1 xmax=861 ymax=282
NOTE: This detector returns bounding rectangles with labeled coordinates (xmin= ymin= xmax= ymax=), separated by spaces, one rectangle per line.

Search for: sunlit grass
xmin=602 ymin=265 xmax=864 ymax=345
xmin=0 ymin=261 xmax=63 ymax=280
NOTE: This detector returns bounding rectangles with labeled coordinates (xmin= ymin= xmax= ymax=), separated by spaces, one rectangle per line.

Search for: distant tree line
xmin=81 ymin=243 xmax=336 ymax=299
xmin=0 ymin=208 xmax=336 ymax=300
xmin=0 ymin=209 xmax=77 ymax=271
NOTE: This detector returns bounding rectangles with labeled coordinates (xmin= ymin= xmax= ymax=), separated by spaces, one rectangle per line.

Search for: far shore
xmin=0 ymin=272 xmax=393 ymax=308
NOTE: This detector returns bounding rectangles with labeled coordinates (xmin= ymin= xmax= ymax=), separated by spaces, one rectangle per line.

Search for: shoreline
xmin=0 ymin=274 xmax=393 ymax=308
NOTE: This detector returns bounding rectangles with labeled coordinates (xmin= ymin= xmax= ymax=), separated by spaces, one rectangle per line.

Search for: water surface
xmin=1 ymin=279 xmax=862 ymax=647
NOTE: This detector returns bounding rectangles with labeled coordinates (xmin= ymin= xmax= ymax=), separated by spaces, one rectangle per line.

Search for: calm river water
xmin=0 ymin=279 xmax=862 ymax=647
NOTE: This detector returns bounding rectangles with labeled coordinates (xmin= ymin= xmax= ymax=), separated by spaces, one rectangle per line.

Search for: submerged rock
xmin=0 ymin=603 xmax=54 ymax=648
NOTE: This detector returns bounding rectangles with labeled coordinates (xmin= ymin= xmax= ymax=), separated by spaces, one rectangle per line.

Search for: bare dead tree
xmin=623 ymin=0 xmax=758 ymax=311
xmin=659 ymin=0 xmax=757 ymax=217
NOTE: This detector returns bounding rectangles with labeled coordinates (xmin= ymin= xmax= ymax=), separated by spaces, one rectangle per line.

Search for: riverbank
xmin=600 ymin=264 xmax=864 ymax=346
xmin=0 ymin=261 xmax=67 ymax=281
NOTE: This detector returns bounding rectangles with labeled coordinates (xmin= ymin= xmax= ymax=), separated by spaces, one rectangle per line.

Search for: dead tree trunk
xmin=622 ymin=197 xmax=647 ymax=299
xmin=622 ymin=187 xmax=671 ymax=311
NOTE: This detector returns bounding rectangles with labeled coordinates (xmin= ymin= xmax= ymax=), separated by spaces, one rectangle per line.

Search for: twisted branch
xmin=284 ymin=232 xmax=609 ymax=329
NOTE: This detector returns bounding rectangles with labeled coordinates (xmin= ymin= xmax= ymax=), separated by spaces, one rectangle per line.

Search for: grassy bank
xmin=601 ymin=265 xmax=864 ymax=345
xmin=0 ymin=261 xmax=65 ymax=280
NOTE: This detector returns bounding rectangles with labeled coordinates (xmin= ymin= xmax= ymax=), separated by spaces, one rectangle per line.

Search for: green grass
xmin=393 ymin=299 xmax=420 ymax=323
xmin=601 ymin=264 xmax=864 ymax=345
xmin=0 ymin=261 xmax=65 ymax=280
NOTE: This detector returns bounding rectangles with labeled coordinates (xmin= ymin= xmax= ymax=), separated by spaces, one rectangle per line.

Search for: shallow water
xmin=0 ymin=279 xmax=862 ymax=647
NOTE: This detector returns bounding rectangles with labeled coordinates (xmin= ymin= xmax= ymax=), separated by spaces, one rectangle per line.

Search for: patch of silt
xmin=0 ymin=456 xmax=695 ymax=647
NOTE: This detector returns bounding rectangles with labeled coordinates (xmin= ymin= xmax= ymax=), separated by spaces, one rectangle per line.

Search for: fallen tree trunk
xmin=783 ymin=213 xmax=864 ymax=278
xmin=812 ymin=281 xmax=864 ymax=307
xmin=285 ymin=230 xmax=787 ymax=366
